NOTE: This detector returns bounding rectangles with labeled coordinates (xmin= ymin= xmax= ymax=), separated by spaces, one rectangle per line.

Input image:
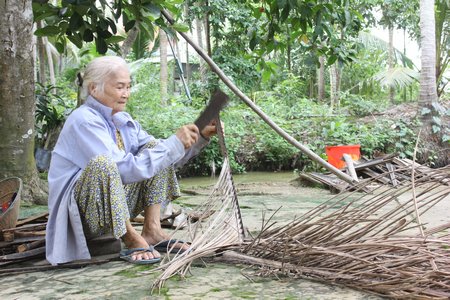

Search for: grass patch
xmin=114 ymin=265 xmax=154 ymax=278
xmin=229 ymin=287 xmax=257 ymax=298
xmin=18 ymin=204 xmax=48 ymax=219
xmin=283 ymin=296 xmax=306 ymax=300
xmin=156 ymin=286 xmax=170 ymax=297
xmin=38 ymin=171 xmax=48 ymax=180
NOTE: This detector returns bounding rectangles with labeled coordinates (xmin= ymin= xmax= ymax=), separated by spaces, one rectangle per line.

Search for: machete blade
xmin=194 ymin=90 xmax=229 ymax=131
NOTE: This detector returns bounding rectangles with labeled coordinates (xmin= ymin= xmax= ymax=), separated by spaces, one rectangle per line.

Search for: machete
xmin=194 ymin=90 xmax=229 ymax=131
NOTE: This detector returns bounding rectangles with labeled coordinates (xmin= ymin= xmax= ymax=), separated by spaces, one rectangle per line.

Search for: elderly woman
xmin=46 ymin=56 xmax=217 ymax=265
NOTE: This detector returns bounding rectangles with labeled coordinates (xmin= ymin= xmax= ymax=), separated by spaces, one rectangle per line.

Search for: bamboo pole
xmin=161 ymin=10 xmax=356 ymax=185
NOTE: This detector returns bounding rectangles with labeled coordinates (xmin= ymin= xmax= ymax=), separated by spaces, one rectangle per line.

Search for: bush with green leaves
xmin=35 ymin=83 xmax=75 ymax=149
xmin=340 ymin=92 xmax=385 ymax=116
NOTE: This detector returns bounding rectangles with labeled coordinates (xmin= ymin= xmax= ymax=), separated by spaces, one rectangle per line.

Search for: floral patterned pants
xmin=73 ymin=141 xmax=180 ymax=240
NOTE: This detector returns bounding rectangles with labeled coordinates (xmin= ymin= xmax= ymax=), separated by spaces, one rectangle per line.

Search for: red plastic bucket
xmin=325 ymin=145 xmax=361 ymax=169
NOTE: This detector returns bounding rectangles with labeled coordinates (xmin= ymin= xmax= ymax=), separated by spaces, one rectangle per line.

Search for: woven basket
xmin=0 ymin=177 xmax=22 ymax=233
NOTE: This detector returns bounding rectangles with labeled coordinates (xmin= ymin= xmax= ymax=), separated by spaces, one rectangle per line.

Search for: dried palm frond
xmin=152 ymin=156 xmax=245 ymax=290
xmin=239 ymin=165 xmax=450 ymax=299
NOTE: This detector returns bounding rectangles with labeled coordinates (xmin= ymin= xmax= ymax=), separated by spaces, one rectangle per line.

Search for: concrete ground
xmin=3 ymin=171 xmax=447 ymax=299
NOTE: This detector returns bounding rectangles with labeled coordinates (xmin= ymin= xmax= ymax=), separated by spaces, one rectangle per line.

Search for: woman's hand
xmin=201 ymin=119 xmax=224 ymax=139
xmin=176 ymin=124 xmax=199 ymax=149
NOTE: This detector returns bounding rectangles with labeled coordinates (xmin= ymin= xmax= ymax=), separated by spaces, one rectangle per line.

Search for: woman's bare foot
xmin=141 ymin=228 xmax=189 ymax=252
xmin=121 ymin=220 xmax=160 ymax=261
xmin=142 ymin=205 xmax=189 ymax=252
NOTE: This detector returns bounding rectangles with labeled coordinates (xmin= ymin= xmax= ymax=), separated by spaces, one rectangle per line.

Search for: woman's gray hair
xmin=79 ymin=56 xmax=130 ymax=101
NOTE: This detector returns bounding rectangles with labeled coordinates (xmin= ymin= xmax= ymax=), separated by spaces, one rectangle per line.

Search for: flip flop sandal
xmin=119 ymin=246 xmax=161 ymax=264
xmin=154 ymin=239 xmax=191 ymax=254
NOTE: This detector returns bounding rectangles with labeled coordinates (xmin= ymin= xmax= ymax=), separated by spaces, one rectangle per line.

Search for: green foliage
xmin=248 ymin=0 xmax=373 ymax=65
xmin=340 ymin=92 xmax=384 ymax=116
xmin=272 ymin=74 xmax=307 ymax=106
xmin=127 ymin=59 xmax=162 ymax=115
xmin=32 ymin=0 xmax=187 ymax=54
xmin=212 ymin=51 xmax=261 ymax=96
xmin=35 ymin=83 xmax=75 ymax=148
xmin=127 ymin=64 xmax=424 ymax=175
xmin=420 ymin=101 xmax=450 ymax=144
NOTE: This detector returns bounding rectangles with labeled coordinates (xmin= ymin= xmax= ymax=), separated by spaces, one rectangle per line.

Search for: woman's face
xmin=92 ymin=66 xmax=131 ymax=114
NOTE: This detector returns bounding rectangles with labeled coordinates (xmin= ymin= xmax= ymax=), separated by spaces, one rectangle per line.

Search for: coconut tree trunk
xmin=195 ymin=3 xmax=207 ymax=83
xmin=184 ymin=3 xmax=191 ymax=83
xmin=318 ymin=56 xmax=325 ymax=101
xmin=435 ymin=0 xmax=448 ymax=97
xmin=185 ymin=39 xmax=191 ymax=83
xmin=419 ymin=0 xmax=438 ymax=117
xmin=329 ymin=67 xmax=336 ymax=110
xmin=330 ymin=63 xmax=341 ymax=111
xmin=403 ymin=29 xmax=408 ymax=102
xmin=160 ymin=29 xmax=169 ymax=106
xmin=286 ymin=25 xmax=292 ymax=73
xmin=44 ymin=37 xmax=56 ymax=87
xmin=36 ymin=21 xmax=47 ymax=86
xmin=204 ymin=0 xmax=212 ymax=57
xmin=0 ymin=0 xmax=47 ymax=204
xmin=388 ymin=26 xmax=395 ymax=104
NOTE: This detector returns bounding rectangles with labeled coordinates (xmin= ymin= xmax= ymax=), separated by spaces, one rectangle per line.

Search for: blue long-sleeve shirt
xmin=46 ymin=96 xmax=208 ymax=265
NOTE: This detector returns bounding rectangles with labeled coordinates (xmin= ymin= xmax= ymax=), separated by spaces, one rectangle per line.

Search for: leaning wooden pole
xmin=161 ymin=10 xmax=356 ymax=185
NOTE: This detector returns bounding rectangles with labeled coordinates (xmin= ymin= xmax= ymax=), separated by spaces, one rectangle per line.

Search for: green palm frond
xmin=373 ymin=66 xmax=419 ymax=88
xmin=358 ymin=31 xmax=417 ymax=69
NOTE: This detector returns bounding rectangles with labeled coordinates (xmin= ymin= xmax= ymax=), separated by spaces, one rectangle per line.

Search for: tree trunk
xmin=120 ymin=24 xmax=139 ymax=58
xmin=0 ymin=0 xmax=47 ymax=204
xmin=205 ymin=0 xmax=212 ymax=57
xmin=184 ymin=3 xmax=191 ymax=83
xmin=318 ymin=56 xmax=325 ymax=101
xmin=185 ymin=40 xmax=191 ymax=83
xmin=388 ymin=26 xmax=395 ymax=104
xmin=417 ymin=0 xmax=448 ymax=167
xmin=435 ymin=0 xmax=448 ymax=97
xmin=195 ymin=5 xmax=207 ymax=83
xmin=286 ymin=25 xmax=291 ymax=73
xmin=403 ymin=29 xmax=408 ymax=102
xmin=419 ymin=0 xmax=438 ymax=117
xmin=330 ymin=63 xmax=341 ymax=111
xmin=160 ymin=29 xmax=169 ymax=106
xmin=44 ymin=37 xmax=56 ymax=87
xmin=36 ymin=21 xmax=47 ymax=86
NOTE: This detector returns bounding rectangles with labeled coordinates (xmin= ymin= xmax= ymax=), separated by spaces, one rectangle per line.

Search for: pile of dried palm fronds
xmin=299 ymin=154 xmax=449 ymax=192
xmin=152 ymin=156 xmax=245 ymax=289
xmin=239 ymin=165 xmax=450 ymax=299
xmin=155 ymin=162 xmax=450 ymax=299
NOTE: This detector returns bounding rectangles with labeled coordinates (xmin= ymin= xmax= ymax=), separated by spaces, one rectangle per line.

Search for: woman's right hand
xmin=176 ymin=124 xmax=199 ymax=149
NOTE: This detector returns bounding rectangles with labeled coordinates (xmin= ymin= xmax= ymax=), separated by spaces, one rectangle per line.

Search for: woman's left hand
xmin=201 ymin=119 xmax=224 ymax=139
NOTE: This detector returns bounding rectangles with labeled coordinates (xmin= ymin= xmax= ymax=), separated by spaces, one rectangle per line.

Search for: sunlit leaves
xmin=31 ymin=0 xmax=186 ymax=55
xmin=246 ymin=0 xmax=375 ymax=69
xmin=34 ymin=25 xmax=60 ymax=36
xmin=171 ymin=23 xmax=190 ymax=32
